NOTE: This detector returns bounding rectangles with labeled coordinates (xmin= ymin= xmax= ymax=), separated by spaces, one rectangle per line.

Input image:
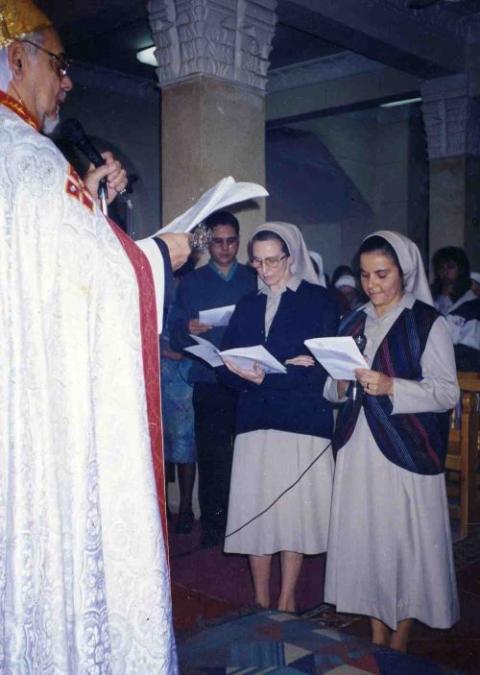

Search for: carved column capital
xmin=147 ymin=0 xmax=277 ymax=92
xmin=421 ymin=74 xmax=480 ymax=159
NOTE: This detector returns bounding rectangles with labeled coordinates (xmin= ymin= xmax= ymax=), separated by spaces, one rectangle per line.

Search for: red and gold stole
xmin=109 ymin=221 xmax=169 ymax=550
xmin=0 ymin=89 xmax=39 ymax=130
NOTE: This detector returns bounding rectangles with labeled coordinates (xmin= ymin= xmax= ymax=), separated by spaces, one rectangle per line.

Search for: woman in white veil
xmin=324 ymin=230 xmax=459 ymax=651
xmin=219 ymin=222 xmax=339 ymax=611
xmin=308 ymin=250 xmax=327 ymax=287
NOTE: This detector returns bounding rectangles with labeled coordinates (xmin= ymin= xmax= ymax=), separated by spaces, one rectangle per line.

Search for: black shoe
xmin=201 ymin=526 xmax=223 ymax=548
xmin=176 ymin=510 xmax=194 ymax=534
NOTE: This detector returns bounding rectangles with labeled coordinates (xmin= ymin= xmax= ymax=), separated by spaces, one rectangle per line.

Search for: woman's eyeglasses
xmin=250 ymin=255 xmax=287 ymax=270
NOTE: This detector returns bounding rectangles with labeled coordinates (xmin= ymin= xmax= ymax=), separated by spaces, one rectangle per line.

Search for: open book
xmin=185 ymin=335 xmax=286 ymax=374
xmin=304 ymin=336 xmax=369 ymax=380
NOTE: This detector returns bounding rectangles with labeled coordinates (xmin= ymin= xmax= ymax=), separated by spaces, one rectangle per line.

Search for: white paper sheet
xmin=135 ymin=176 xmax=268 ymax=334
xmin=145 ymin=177 xmax=269 ymax=237
xmin=185 ymin=335 xmax=286 ymax=374
xmin=221 ymin=345 xmax=287 ymax=374
xmin=304 ymin=336 xmax=369 ymax=380
xmin=199 ymin=305 xmax=235 ymax=327
xmin=184 ymin=341 xmax=225 ymax=368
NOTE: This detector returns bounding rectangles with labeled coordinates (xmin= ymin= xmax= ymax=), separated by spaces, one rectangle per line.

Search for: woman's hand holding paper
xmin=355 ymin=368 xmax=394 ymax=397
xmin=224 ymin=359 xmax=266 ymax=385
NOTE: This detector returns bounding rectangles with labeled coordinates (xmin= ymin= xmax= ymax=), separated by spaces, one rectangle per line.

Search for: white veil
xmin=364 ymin=230 xmax=433 ymax=306
xmin=251 ymin=222 xmax=320 ymax=285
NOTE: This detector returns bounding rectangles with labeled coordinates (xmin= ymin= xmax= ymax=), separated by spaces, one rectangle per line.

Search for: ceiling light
xmin=380 ymin=97 xmax=422 ymax=108
xmin=136 ymin=46 xmax=157 ymax=67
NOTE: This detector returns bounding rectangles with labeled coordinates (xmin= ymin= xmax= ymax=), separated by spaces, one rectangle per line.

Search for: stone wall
xmin=276 ymin=105 xmax=429 ymax=275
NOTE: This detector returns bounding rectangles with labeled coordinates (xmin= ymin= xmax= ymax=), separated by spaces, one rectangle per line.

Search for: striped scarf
xmin=333 ymin=301 xmax=450 ymax=475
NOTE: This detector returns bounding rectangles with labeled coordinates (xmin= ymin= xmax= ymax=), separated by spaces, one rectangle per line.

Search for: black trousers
xmin=193 ymin=382 xmax=237 ymax=530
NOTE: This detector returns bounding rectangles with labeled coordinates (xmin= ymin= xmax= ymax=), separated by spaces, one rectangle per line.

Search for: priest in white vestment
xmin=0 ymin=1 xmax=188 ymax=671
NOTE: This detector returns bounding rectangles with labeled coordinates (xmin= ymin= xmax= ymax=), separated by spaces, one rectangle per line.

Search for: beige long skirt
xmin=324 ymin=409 xmax=459 ymax=630
xmin=224 ymin=429 xmax=334 ymax=556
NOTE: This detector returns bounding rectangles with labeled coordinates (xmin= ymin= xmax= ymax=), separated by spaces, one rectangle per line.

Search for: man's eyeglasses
xmin=250 ymin=255 xmax=287 ymax=270
xmin=211 ymin=236 xmax=239 ymax=247
xmin=21 ymin=40 xmax=72 ymax=79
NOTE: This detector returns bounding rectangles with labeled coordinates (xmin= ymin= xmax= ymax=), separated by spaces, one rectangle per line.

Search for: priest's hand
xmin=157 ymin=233 xmax=191 ymax=271
xmin=84 ymin=151 xmax=128 ymax=204
xmin=223 ymin=359 xmax=265 ymax=385
xmin=355 ymin=368 xmax=393 ymax=396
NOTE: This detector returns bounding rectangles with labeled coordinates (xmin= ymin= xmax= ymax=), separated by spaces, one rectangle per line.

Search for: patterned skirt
xmin=160 ymin=358 xmax=197 ymax=463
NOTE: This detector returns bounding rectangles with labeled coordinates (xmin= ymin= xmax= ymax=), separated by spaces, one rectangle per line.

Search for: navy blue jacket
xmin=218 ymin=280 xmax=339 ymax=438
xmin=169 ymin=261 xmax=256 ymax=383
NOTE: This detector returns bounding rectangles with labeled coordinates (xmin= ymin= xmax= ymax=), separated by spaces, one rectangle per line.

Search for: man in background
xmin=170 ymin=210 xmax=256 ymax=547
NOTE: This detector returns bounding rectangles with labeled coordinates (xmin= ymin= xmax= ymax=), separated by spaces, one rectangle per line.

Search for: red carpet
xmin=169 ymin=516 xmax=327 ymax=631
xmin=171 ymin=583 xmax=237 ymax=633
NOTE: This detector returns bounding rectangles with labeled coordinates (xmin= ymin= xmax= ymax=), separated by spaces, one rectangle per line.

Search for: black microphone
xmin=353 ymin=333 xmax=367 ymax=355
xmin=59 ymin=118 xmax=105 ymax=169
xmin=352 ymin=333 xmax=367 ymax=401
xmin=59 ymin=119 xmax=127 ymax=214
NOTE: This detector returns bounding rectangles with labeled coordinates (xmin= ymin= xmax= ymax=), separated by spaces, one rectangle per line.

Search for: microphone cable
xmin=224 ymin=439 xmax=332 ymax=539
xmin=171 ymin=438 xmax=333 ymax=559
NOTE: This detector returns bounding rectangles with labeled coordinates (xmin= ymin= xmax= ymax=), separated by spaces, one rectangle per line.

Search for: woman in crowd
xmin=331 ymin=264 xmax=354 ymax=288
xmin=333 ymin=273 xmax=363 ymax=316
xmin=324 ymin=231 xmax=459 ymax=652
xmin=471 ymin=272 xmax=480 ymax=298
xmin=309 ymin=249 xmax=328 ymax=286
xmin=431 ymin=246 xmax=472 ymax=314
xmin=219 ymin=222 xmax=338 ymax=611
xmin=161 ymin=260 xmax=197 ymax=534
xmin=160 ymin=337 xmax=197 ymax=533
xmin=431 ymin=246 xmax=480 ymax=371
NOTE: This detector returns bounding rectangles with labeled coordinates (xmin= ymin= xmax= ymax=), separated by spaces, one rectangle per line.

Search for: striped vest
xmin=333 ymin=301 xmax=450 ymax=475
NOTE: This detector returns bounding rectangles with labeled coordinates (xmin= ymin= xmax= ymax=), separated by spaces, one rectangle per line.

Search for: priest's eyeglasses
xmin=251 ymin=255 xmax=287 ymax=270
xmin=21 ymin=40 xmax=72 ymax=79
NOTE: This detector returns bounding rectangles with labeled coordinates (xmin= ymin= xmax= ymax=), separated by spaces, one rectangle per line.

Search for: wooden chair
xmin=446 ymin=372 xmax=480 ymax=539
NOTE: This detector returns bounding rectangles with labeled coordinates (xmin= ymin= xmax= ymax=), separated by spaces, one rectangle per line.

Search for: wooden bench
xmin=446 ymin=372 xmax=480 ymax=539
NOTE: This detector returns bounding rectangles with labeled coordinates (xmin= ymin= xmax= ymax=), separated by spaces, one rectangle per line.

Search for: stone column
xmin=421 ymin=74 xmax=480 ymax=271
xmin=148 ymin=0 xmax=277 ymax=257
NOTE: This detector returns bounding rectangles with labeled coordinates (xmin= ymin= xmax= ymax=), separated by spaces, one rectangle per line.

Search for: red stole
xmin=109 ymin=220 xmax=169 ymax=549
xmin=0 ymin=90 xmax=39 ymax=130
